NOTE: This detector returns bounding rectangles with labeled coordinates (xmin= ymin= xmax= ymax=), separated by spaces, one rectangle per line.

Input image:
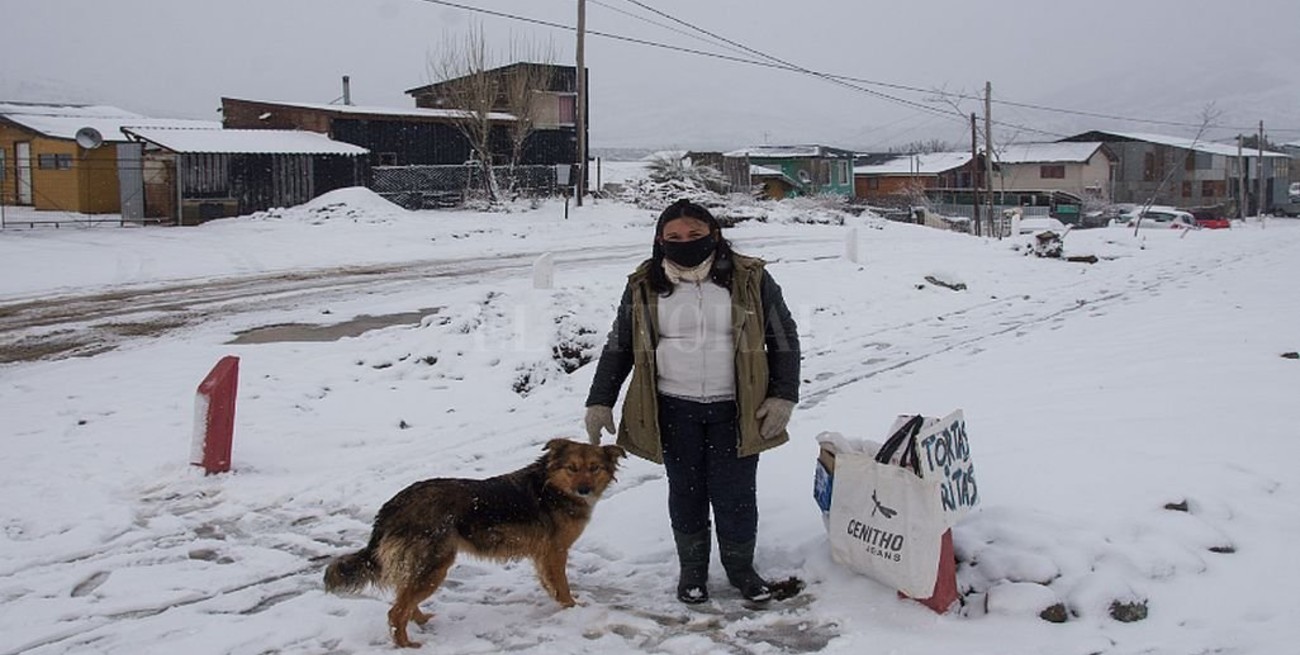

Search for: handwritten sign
xmin=913 ymin=410 xmax=978 ymax=520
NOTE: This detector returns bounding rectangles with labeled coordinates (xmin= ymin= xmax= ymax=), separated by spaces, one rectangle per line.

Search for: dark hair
xmin=648 ymin=199 xmax=734 ymax=295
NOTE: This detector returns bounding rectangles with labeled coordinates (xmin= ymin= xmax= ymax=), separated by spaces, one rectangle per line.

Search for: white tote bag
xmin=827 ymin=448 xmax=947 ymax=598
xmin=879 ymin=410 xmax=979 ymax=526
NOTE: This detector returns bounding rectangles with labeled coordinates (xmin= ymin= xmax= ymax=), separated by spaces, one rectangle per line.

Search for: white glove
xmin=584 ymin=405 xmax=615 ymax=444
xmin=755 ymin=398 xmax=795 ymax=439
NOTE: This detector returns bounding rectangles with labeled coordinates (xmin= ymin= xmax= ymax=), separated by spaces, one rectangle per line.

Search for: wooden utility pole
xmin=1257 ymin=120 xmax=1265 ymax=217
xmin=575 ymin=0 xmax=587 ymax=207
xmin=984 ymin=81 xmax=994 ymax=237
xmin=970 ymin=113 xmax=981 ymax=236
xmin=1237 ymin=134 xmax=1246 ymax=220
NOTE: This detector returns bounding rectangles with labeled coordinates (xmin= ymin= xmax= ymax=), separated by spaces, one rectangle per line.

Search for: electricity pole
xmin=970 ymin=113 xmax=981 ymax=236
xmin=575 ymin=0 xmax=587 ymax=207
xmin=1237 ymin=134 xmax=1245 ymax=220
xmin=1257 ymin=120 xmax=1265 ymax=217
xmin=984 ymin=81 xmax=994 ymax=237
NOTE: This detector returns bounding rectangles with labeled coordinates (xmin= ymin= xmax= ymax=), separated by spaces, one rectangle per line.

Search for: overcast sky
xmin=2 ymin=0 xmax=1298 ymax=151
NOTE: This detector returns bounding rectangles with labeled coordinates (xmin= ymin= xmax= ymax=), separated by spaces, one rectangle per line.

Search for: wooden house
xmin=852 ymin=152 xmax=977 ymax=202
xmin=0 ymin=102 xmax=215 ymax=214
xmin=723 ymin=145 xmax=856 ymax=199
xmin=405 ymin=62 xmax=582 ymax=167
xmin=121 ymin=127 xmax=368 ymax=225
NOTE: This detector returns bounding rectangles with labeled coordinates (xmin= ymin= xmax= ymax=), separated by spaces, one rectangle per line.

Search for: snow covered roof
xmin=854 ymin=152 xmax=972 ymax=176
xmin=0 ymin=102 xmax=218 ymax=142
xmin=122 ymin=128 xmax=369 ymax=156
xmin=1068 ymin=131 xmax=1288 ymax=159
xmin=724 ymin=144 xmax=852 ymax=159
xmin=226 ymin=98 xmax=516 ymax=122
xmin=749 ymin=164 xmax=800 ymax=186
xmin=995 ymin=142 xmax=1105 ymax=164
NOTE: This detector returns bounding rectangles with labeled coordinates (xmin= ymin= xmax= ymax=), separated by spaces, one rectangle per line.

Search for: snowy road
xmin=3 ymin=204 xmax=1299 ymax=655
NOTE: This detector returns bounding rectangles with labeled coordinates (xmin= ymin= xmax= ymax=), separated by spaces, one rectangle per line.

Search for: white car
xmin=1113 ymin=206 xmax=1198 ymax=230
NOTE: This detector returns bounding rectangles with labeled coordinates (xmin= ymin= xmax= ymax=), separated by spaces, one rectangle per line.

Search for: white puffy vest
xmin=655 ymin=280 xmax=736 ymax=402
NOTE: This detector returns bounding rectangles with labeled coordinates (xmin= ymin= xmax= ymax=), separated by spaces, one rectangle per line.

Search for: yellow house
xmin=1 ymin=102 xmax=216 ymax=215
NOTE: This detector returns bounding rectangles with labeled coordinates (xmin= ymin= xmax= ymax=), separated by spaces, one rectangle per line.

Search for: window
xmin=37 ymin=153 xmax=73 ymax=170
xmin=556 ymin=95 xmax=576 ymax=125
xmin=1143 ymin=151 xmax=1165 ymax=182
xmin=1181 ymin=181 xmax=1192 ymax=197
xmin=1202 ymin=180 xmax=1226 ymax=197
xmin=0 ymin=149 xmax=5 ymax=182
xmin=1185 ymin=153 xmax=1196 ymax=172
xmin=1040 ymin=165 xmax=1065 ymax=179
xmin=377 ymin=152 xmax=398 ymax=166
xmin=837 ymin=161 xmax=849 ymax=185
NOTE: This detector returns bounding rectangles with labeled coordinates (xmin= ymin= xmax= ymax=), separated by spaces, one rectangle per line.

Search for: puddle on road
xmin=228 ymin=307 xmax=440 ymax=344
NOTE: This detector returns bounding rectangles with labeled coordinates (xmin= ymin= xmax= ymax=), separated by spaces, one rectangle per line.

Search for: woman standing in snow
xmin=584 ymin=198 xmax=801 ymax=604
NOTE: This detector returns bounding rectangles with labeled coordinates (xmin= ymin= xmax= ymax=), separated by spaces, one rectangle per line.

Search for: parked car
xmin=1191 ymin=210 xmax=1232 ymax=229
xmin=1289 ymin=181 xmax=1300 ymax=202
xmin=1112 ymin=206 xmax=1199 ymax=230
xmin=1084 ymin=203 xmax=1136 ymax=229
xmin=1276 ymin=201 xmax=1300 ymax=218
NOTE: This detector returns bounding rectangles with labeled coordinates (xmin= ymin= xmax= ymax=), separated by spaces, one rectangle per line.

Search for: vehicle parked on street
xmin=1191 ymin=210 xmax=1232 ymax=229
xmin=1276 ymin=201 xmax=1300 ymax=218
xmin=1111 ymin=206 xmax=1199 ymax=230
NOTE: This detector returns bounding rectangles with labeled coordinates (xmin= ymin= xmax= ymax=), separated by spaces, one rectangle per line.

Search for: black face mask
xmin=662 ymin=234 xmax=717 ymax=268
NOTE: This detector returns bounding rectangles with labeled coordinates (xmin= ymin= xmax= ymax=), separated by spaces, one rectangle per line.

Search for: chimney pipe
xmin=342 ymin=75 xmax=352 ymax=106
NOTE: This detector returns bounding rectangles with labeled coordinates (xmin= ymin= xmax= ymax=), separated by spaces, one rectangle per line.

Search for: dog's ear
xmin=543 ymin=438 xmax=571 ymax=453
xmin=602 ymin=445 xmax=626 ymax=463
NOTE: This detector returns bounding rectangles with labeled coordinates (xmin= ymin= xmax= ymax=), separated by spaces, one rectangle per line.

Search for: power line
xmin=415 ymin=0 xmax=1300 ymax=137
xmin=416 ymin=0 xmax=963 ymax=125
xmin=615 ymin=0 xmax=962 ymax=123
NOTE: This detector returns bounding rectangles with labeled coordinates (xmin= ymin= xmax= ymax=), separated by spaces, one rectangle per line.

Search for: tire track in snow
xmin=797 ymin=245 xmax=1275 ymax=407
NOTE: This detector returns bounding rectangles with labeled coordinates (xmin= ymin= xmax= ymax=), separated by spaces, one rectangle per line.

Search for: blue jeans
xmin=658 ymin=394 xmax=759 ymax=543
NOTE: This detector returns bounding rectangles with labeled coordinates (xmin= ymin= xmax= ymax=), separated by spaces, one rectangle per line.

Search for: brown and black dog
xmin=324 ymin=438 xmax=626 ymax=648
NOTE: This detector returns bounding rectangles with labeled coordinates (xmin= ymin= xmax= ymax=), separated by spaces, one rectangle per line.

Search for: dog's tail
xmin=323 ymin=547 xmax=380 ymax=594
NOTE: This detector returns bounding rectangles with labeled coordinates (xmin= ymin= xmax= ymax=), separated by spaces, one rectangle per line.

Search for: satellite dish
xmin=75 ymin=127 xmax=104 ymax=149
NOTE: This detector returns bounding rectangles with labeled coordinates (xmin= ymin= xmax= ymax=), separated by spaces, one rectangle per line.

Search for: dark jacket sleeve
xmin=585 ymin=283 xmax=636 ymax=407
xmin=760 ymin=270 xmax=800 ymax=403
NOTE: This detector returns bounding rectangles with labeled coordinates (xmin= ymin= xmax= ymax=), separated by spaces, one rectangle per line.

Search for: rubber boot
xmin=718 ymin=537 xmax=772 ymax=602
xmin=673 ymin=529 xmax=711 ymax=604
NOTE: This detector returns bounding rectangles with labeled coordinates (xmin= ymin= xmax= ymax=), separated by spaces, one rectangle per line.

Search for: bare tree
xmin=428 ymin=24 xmax=503 ymax=202
xmin=889 ymin=139 xmax=953 ymax=155
xmin=501 ymin=38 xmax=557 ymax=197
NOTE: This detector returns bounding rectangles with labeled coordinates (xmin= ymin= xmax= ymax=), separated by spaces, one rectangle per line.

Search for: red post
xmin=192 ymin=356 xmax=239 ymax=475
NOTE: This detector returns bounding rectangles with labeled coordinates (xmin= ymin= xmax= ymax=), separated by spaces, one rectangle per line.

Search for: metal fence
xmin=372 ymin=164 xmax=562 ymax=209
xmin=930 ymin=203 xmax=1052 ymax=220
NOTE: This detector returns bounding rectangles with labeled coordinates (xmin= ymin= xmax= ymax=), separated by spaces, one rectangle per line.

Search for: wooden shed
xmin=0 ymin=102 xmax=216 ymax=215
xmin=121 ymin=128 xmax=368 ymax=225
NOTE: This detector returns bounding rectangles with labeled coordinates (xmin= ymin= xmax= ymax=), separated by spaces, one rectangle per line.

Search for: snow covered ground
xmin=2 ymin=189 xmax=1298 ymax=655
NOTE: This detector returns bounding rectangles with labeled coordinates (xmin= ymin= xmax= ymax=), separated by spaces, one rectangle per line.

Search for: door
xmin=116 ymin=143 xmax=144 ymax=221
xmin=16 ymin=142 xmax=33 ymax=205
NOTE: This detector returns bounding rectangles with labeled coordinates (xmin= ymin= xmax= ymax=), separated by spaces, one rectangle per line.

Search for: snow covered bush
xmin=644 ymin=152 xmax=729 ymax=194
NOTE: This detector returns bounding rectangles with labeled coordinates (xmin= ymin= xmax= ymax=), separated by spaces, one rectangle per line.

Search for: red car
xmin=1192 ymin=211 xmax=1231 ymax=229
